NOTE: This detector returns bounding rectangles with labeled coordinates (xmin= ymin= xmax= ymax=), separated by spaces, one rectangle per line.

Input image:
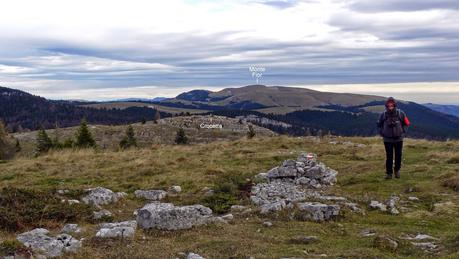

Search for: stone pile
xmin=251 ymin=153 xmax=343 ymax=220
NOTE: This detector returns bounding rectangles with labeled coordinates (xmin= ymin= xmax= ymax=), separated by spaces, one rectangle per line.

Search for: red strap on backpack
xmin=404 ymin=116 xmax=411 ymax=126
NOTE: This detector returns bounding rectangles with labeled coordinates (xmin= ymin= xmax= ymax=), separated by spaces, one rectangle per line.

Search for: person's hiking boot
xmin=385 ymin=174 xmax=393 ymax=180
xmin=395 ymin=170 xmax=400 ymax=179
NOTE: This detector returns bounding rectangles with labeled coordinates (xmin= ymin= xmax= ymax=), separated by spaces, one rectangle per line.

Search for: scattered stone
xmin=201 ymin=187 xmax=214 ymax=197
xmin=93 ymin=209 xmax=113 ymax=220
xmin=230 ymin=205 xmax=248 ymax=212
xmin=134 ymin=189 xmax=167 ymax=200
xmin=373 ymin=235 xmax=398 ymax=251
xmin=289 ymin=235 xmax=320 ymax=244
xmin=61 ymin=224 xmax=82 ymax=234
xmin=401 ymin=233 xmax=438 ymax=241
xmin=16 ymin=228 xmax=82 ymax=258
xmin=81 ymin=187 xmax=118 ymax=206
xmin=296 ymin=202 xmax=340 ymax=222
xmin=96 ymin=221 xmax=137 ymax=239
xmin=411 ymin=242 xmax=438 ymax=251
xmin=408 ymin=196 xmax=419 ymax=201
xmin=369 ymin=201 xmax=387 ymax=212
xmin=115 ymin=192 xmax=128 ymax=199
xmin=169 ymin=185 xmax=182 ymax=194
xmin=221 ymin=214 xmax=234 ymax=221
xmin=56 ymin=189 xmax=69 ymax=195
xmin=61 ymin=199 xmax=80 ymax=205
xmin=263 ymin=221 xmax=273 ymax=227
xmin=136 ymin=203 xmax=216 ymax=230
xmin=344 ymin=202 xmax=362 ymax=213
xmin=386 ymin=196 xmax=400 ymax=215
xmin=361 ymin=229 xmax=376 ymax=237
xmin=186 ymin=252 xmax=205 ymax=259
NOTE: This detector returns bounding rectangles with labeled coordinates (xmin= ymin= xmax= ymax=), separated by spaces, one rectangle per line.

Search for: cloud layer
xmin=0 ymin=0 xmax=458 ymax=103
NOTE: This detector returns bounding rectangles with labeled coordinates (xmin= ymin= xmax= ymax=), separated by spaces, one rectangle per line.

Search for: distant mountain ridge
xmin=161 ymin=85 xmax=386 ymax=112
xmin=0 ymin=86 xmax=169 ymax=131
xmin=423 ymin=103 xmax=459 ymax=118
xmin=2 ymin=85 xmax=459 ymax=139
xmin=159 ymin=85 xmax=459 ymax=140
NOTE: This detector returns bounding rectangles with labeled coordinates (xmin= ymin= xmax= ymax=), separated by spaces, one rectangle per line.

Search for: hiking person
xmin=377 ymin=97 xmax=410 ymax=179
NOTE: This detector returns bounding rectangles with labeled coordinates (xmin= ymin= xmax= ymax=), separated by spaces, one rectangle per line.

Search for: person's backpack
xmin=381 ymin=109 xmax=404 ymax=139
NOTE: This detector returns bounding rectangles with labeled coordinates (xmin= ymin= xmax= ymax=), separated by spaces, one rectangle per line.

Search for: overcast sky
xmin=1 ymin=0 xmax=458 ymax=104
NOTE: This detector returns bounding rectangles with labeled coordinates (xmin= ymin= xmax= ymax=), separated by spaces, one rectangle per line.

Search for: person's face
xmin=387 ymin=103 xmax=395 ymax=111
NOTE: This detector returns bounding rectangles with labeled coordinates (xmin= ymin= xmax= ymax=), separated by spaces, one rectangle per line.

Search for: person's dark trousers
xmin=384 ymin=141 xmax=403 ymax=175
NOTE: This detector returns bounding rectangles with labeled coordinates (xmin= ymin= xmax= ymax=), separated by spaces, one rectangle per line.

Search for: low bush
xmin=0 ymin=187 xmax=93 ymax=232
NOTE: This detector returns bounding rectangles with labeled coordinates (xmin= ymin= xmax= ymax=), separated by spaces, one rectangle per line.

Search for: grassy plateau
xmin=0 ymin=134 xmax=458 ymax=258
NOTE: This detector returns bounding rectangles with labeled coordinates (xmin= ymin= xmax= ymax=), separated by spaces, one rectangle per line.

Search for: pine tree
xmin=15 ymin=139 xmax=21 ymax=152
xmin=154 ymin=110 xmax=161 ymax=123
xmin=36 ymin=128 xmax=53 ymax=153
xmin=120 ymin=125 xmax=137 ymax=149
xmin=247 ymin=124 xmax=256 ymax=139
xmin=0 ymin=121 xmax=7 ymax=159
xmin=52 ymin=123 xmax=62 ymax=148
xmin=74 ymin=119 xmax=96 ymax=148
xmin=175 ymin=128 xmax=188 ymax=145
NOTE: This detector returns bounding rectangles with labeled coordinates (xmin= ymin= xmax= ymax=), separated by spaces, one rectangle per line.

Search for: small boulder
xmin=82 ymin=187 xmax=118 ymax=206
xmin=16 ymin=228 xmax=82 ymax=258
xmin=169 ymin=186 xmax=182 ymax=194
xmin=296 ymin=202 xmax=340 ymax=222
xmin=408 ymin=196 xmax=420 ymax=201
xmin=373 ymin=235 xmax=398 ymax=251
xmin=411 ymin=242 xmax=438 ymax=251
xmin=93 ymin=209 xmax=113 ymax=220
xmin=361 ymin=229 xmax=376 ymax=237
xmin=262 ymin=221 xmax=273 ymax=227
xmin=115 ymin=192 xmax=128 ymax=199
xmin=369 ymin=201 xmax=387 ymax=212
xmin=136 ymin=203 xmax=214 ymax=230
xmin=187 ymin=253 xmax=205 ymax=259
xmin=221 ymin=214 xmax=234 ymax=221
xmin=61 ymin=224 xmax=82 ymax=234
xmin=96 ymin=221 xmax=137 ymax=239
xmin=134 ymin=190 xmax=167 ymax=200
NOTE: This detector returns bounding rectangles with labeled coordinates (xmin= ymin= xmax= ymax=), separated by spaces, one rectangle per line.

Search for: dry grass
xmin=0 ymin=135 xmax=458 ymax=258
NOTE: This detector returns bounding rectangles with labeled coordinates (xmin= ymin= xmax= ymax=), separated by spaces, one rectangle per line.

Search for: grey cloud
xmin=349 ymin=0 xmax=459 ymax=12
xmin=255 ymin=0 xmax=300 ymax=9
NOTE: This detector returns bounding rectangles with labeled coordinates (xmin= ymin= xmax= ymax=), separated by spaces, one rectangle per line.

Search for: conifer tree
xmin=36 ymin=128 xmax=53 ymax=153
xmin=247 ymin=124 xmax=256 ymax=139
xmin=74 ymin=119 xmax=96 ymax=148
xmin=120 ymin=125 xmax=137 ymax=149
xmin=175 ymin=127 xmax=188 ymax=144
xmin=154 ymin=110 xmax=161 ymax=123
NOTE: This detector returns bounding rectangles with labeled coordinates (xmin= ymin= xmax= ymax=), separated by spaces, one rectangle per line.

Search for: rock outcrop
xmin=16 ymin=228 xmax=81 ymax=258
xmin=136 ymin=203 xmax=216 ymax=230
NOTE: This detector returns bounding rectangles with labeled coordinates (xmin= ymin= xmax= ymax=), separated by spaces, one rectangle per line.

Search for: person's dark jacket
xmin=377 ymin=108 xmax=409 ymax=142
